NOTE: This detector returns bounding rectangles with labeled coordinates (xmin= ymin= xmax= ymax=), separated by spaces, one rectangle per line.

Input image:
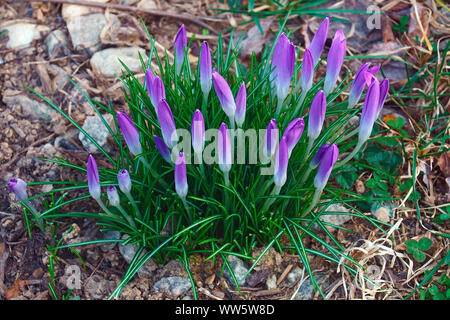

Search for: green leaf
xmin=413 ymin=250 xmax=426 ymax=263
xmin=405 ymin=239 xmax=419 ymax=249
xmin=336 ymin=170 xmax=358 ymax=189
xmin=418 ymin=238 xmax=432 ymax=251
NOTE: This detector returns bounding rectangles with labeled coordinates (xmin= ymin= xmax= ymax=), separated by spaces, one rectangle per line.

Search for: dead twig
xmin=9 ymin=0 xmax=219 ymax=35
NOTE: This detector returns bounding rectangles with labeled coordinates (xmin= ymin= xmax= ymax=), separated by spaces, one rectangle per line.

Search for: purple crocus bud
xmin=174 ymin=24 xmax=187 ymax=74
xmin=218 ymin=122 xmax=232 ymax=173
xmin=368 ymin=64 xmax=380 ymax=75
xmin=323 ymin=29 xmax=346 ymax=96
xmin=150 ymin=76 xmax=166 ymax=110
xmin=301 ymin=48 xmax=314 ymax=93
xmin=117 ymin=111 xmax=142 ymax=156
xmin=154 ymin=135 xmax=171 ymax=163
xmin=174 ymin=152 xmax=188 ymax=199
xmin=310 ymin=142 xmax=331 ymax=169
xmin=282 ymin=117 xmax=305 ymax=157
xmin=200 ymin=41 xmax=212 ymax=98
xmin=145 ymin=68 xmax=156 ymax=99
xmin=117 ymin=169 xmax=132 ymax=194
xmin=314 ymin=143 xmax=339 ymax=191
xmin=270 ymin=33 xmax=295 ymax=103
xmin=307 ymin=90 xmax=326 ymax=141
xmin=191 ymin=109 xmax=205 ymax=155
xmin=235 ymin=82 xmax=246 ymax=127
xmin=348 ymin=63 xmax=380 ymax=109
xmin=107 ymin=185 xmax=120 ymax=207
xmin=274 ymin=136 xmax=289 ymax=189
xmin=157 ymin=99 xmax=178 ymax=149
xmin=358 ymin=74 xmax=380 ymax=144
xmin=309 ymin=17 xmax=330 ymax=66
xmin=264 ymin=119 xmax=278 ymax=159
xmin=8 ymin=178 xmax=28 ymax=201
xmin=377 ymin=79 xmax=389 ymax=117
xmin=87 ymin=154 xmax=101 ymax=200
xmin=212 ymin=70 xmax=236 ymax=120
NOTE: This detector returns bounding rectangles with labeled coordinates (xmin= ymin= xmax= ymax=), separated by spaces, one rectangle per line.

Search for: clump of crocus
xmin=271 ymin=33 xmax=295 ymax=115
xmin=174 ymin=24 xmax=187 ymax=75
xmin=323 ymin=29 xmax=346 ymax=96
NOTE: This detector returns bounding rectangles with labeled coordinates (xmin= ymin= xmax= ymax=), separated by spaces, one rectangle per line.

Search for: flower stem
xmin=303 ymin=187 xmax=322 ymax=216
xmin=334 ymin=140 xmax=364 ymax=169
xmin=116 ymin=204 xmax=137 ymax=230
xmin=124 ymin=191 xmax=142 ymax=220
xmin=293 ymin=90 xmax=307 ymax=118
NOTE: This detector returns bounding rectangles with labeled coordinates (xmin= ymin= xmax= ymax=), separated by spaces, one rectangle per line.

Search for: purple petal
xmin=314 ymin=143 xmax=339 ymax=190
xmin=174 ymin=24 xmax=187 ymax=73
xmin=323 ymin=29 xmax=346 ymax=96
xmin=117 ymin=111 xmax=142 ymax=156
xmin=8 ymin=178 xmax=28 ymax=201
xmin=174 ymin=152 xmax=188 ymax=199
xmin=154 ymin=135 xmax=171 ymax=163
xmin=271 ymin=33 xmax=295 ymax=101
xmin=308 ymin=90 xmax=326 ymax=140
xmin=309 ymin=17 xmax=330 ymax=66
xmin=274 ymin=136 xmax=289 ymax=188
xmin=377 ymin=79 xmax=389 ymax=117
xmin=87 ymin=154 xmax=101 ymax=199
xmin=348 ymin=63 xmax=370 ymax=109
xmin=282 ymin=117 xmax=305 ymax=157
xmin=264 ymin=119 xmax=279 ymax=159
xmin=191 ymin=109 xmax=205 ymax=155
xmin=218 ymin=122 xmax=232 ymax=173
xmin=311 ymin=142 xmax=331 ymax=168
xmin=368 ymin=64 xmax=380 ymax=75
xmin=235 ymin=82 xmax=247 ymax=127
xmin=107 ymin=185 xmax=120 ymax=207
xmin=359 ymin=75 xmax=380 ymax=143
xmin=301 ymin=48 xmax=314 ymax=93
xmin=157 ymin=99 xmax=178 ymax=149
xmin=200 ymin=41 xmax=212 ymax=98
xmin=150 ymin=76 xmax=166 ymax=110
xmin=145 ymin=69 xmax=156 ymax=103
xmin=212 ymin=71 xmax=236 ymax=119
xmin=117 ymin=169 xmax=132 ymax=194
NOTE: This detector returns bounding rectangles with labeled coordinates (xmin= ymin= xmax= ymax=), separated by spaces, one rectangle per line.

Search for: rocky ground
xmin=0 ymin=0 xmax=448 ymax=300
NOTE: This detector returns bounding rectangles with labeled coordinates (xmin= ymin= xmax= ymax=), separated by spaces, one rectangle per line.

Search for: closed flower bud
xmin=175 ymin=152 xmax=188 ymax=199
xmin=157 ymin=99 xmax=178 ymax=149
xmin=264 ymin=119 xmax=278 ymax=159
xmin=117 ymin=169 xmax=132 ymax=194
xmin=191 ymin=109 xmax=205 ymax=155
xmin=200 ymin=41 xmax=212 ymax=99
xmin=107 ymin=185 xmax=120 ymax=207
xmin=358 ymin=73 xmax=380 ymax=144
xmin=323 ymin=29 xmax=346 ymax=96
xmin=310 ymin=142 xmax=331 ymax=169
xmin=270 ymin=33 xmax=295 ymax=103
xmin=117 ymin=111 xmax=142 ymax=156
xmin=377 ymin=79 xmax=389 ymax=117
xmin=282 ymin=118 xmax=305 ymax=158
xmin=309 ymin=17 xmax=330 ymax=66
xmin=307 ymin=90 xmax=326 ymax=141
xmin=218 ymin=122 xmax=232 ymax=174
xmin=8 ymin=178 xmax=28 ymax=201
xmin=87 ymin=154 xmax=101 ymax=200
xmin=348 ymin=63 xmax=380 ymax=109
xmin=174 ymin=24 xmax=187 ymax=74
xmin=154 ymin=135 xmax=171 ymax=163
xmin=235 ymin=82 xmax=247 ymax=127
xmin=212 ymin=70 xmax=236 ymax=120
xmin=314 ymin=143 xmax=339 ymax=191
xmin=300 ymin=48 xmax=314 ymax=94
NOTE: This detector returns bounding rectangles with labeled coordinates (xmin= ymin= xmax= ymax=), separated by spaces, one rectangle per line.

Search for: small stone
xmin=54 ymin=128 xmax=80 ymax=151
xmin=314 ymin=204 xmax=352 ymax=231
xmin=137 ymin=0 xmax=157 ymax=10
xmin=371 ymin=202 xmax=392 ymax=223
xmin=118 ymin=237 xmax=139 ymax=264
xmin=182 ymin=295 xmax=193 ymax=300
xmin=78 ymin=114 xmax=114 ymax=153
xmin=100 ymin=230 xmax=120 ymax=252
xmin=40 ymin=143 xmax=57 ymax=158
xmin=292 ymin=273 xmax=329 ymax=300
xmin=90 ymin=47 xmax=147 ymax=77
xmin=0 ymin=23 xmax=50 ymax=49
xmin=62 ymin=0 xmax=109 ymax=20
xmin=223 ymin=255 xmax=249 ymax=286
xmin=62 ymin=223 xmax=80 ymax=242
xmin=286 ymin=267 xmax=303 ymax=286
xmin=45 ymin=30 xmax=68 ymax=57
xmin=153 ymin=276 xmax=192 ymax=298
xmin=266 ymin=274 xmax=277 ymax=290
xmin=2 ymin=93 xmax=57 ymax=122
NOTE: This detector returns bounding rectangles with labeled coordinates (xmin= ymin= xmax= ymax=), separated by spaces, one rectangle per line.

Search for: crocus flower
xmin=8 ymin=178 xmax=28 ymax=201
xmin=377 ymin=79 xmax=389 ymax=117
xmin=157 ymin=99 xmax=178 ymax=149
xmin=191 ymin=109 xmax=205 ymax=156
xmin=145 ymin=68 xmax=155 ymax=99
xmin=309 ymin=17 xmax=330 ymax=66
xmin=282 ymin=118 xmax=305 ymax=157
xmin=174 ymin=152 xmax=188 ymax=199
xmin=310 ymin=142 xmax=331 ymax=169
xmin=117 ymin=169 xmax=132 ymax=194
xmin=150 ymin=76 xmax=166 ymax=110
xmin=218 ymin=122 xmax=232 ymax=174
xmin=174 ymin=24 xmax=187 ymax=74
xmin=154 ymin=135 xmax=171 ymax=163
xmin=314 ymin=143 xmax=339 ymax=191
xmin=235 ymin=82 xmax=246 ymax=127
xmin=87 ymin=154 xmax=101 ymax=200
xmin=200 ymin=41 xmax=212 ymax=99
xmin=323 ymin=29 xmax=346 ymax=96
xmin=300 ymin=48 xmax=314 ymax=93
xmin=107 ymin=185 xmax=120 ymax=207
xmin=274 ymin=136 xmax=289 ymax=189
xmin=212 ymin=70 xmax=236 ymax=120
xmin=307 ymin=90 xmax=326 ymax=141
xmin=348 ymin=63 xmax=380 ymax=109
xmin=270 ymin=33 xmax=295 ymax=103
xmin=358 ymin=73 xmax=380 ymax=144
xmin=117 ymin=111 xmax=142 ymax=156
xmin=264 ymin=119 xmax=278 ymax=159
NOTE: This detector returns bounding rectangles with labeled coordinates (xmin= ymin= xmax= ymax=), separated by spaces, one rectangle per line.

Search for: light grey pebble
xmin=153 ymin=276 xmax=192 ymax=298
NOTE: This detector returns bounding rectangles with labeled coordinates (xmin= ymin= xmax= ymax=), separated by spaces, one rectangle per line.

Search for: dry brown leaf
xmin=437 ymin=152 xmax=450 ymax=178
